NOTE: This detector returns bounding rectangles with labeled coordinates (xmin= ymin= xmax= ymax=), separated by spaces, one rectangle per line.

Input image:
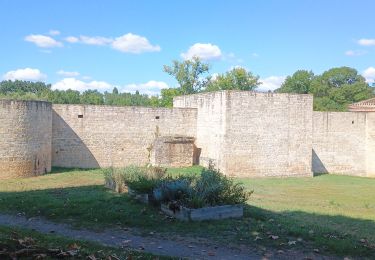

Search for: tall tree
xmin=277 ymin=67 xmax=374 ymax=111
xmin=205 ymin=67 xmax=261 ymax=91
xmin=276 ymin=70 xmax=314 ymax=94
xmin=163 ymin=57 xmax=210 ymax=94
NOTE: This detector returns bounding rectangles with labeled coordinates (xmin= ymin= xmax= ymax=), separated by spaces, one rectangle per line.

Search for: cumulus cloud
xmin=52 ymin=78 xmax=112 ymax=92
xmin=64 ymin=33 xmax=160 ymax=53
xmin=345 ymin=50 xmax=367 ymax=56
xmin=3 ymin=68 xmax=46 ymax=81
xmin=122 ymin=80 xmax=169 ymax=95
xmin=49 ymin=30 xmax=60 ymax=36
xmin=362 ymin=67 xmax=375 ymax=84
xmin=181 ymin=43 xmax=222 ymax=61
xmin=52 ymin=78 xmax=168 ymax=95
xmin=57 ymin=70 xmax=80 ymax=77
xmin=358 ymin=38 xmax=375 ymax=46
xmin=65 ymin=36 xmax=79 ymax=43
xmin=79 ymin=36 xmax=113 ymax=46
xmin=112 ymin=33 xmax=160 ymax=53
xmin=258 ymin=76 xmax=286 ymax=92
xmin=25 ymin=34 xmax=63 ymax=48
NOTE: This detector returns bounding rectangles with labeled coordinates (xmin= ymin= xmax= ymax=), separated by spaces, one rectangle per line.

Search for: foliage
xmin=276 ymin=67 xmax=374 ymax=111
xmin=157 ymin=169 xmax=252 ymax=208
xmin=158 ymin=88 xmax=181 ymax=107
xmin=205 ymin=67 xmax=261 ymax=92
xmin=105 ymin=165 xmax=167 ymax=194
xmin=163 ymin=57 xmax=210 ymax=95
xmin=277 ymin=70 xmax=314 ymax=94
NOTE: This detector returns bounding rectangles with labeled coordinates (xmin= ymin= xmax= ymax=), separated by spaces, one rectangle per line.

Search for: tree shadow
xmin=0 ymin=185 xmax=374 ymax=257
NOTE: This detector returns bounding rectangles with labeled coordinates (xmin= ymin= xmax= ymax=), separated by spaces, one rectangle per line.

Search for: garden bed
xmin=161 ymin=203 xmax=243 ymax=221
xmin=128 ymin=188 xmax=150 ymax=204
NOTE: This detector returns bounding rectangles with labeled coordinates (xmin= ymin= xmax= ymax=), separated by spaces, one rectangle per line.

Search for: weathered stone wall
xmin=174 ymin=91 xmax=314 ymax=177
xmin=366 ymin=113 xmax=375 ymax=177
xmin=224 ymin=91 xmax=313 ymax=177
xmin=52 ymin=105 xmax=197 ymax=168
xmin=0 ymin=100 xmax=52 ymax=179
xmin=312 ymin=111 xmax=375 ymax=177
xmin=174 ymin=91 xmax=228 ymax=170
xmin=150 ymin=136 xmax=196 ymax=167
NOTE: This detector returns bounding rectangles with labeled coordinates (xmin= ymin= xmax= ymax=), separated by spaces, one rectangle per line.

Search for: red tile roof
xmin=348 ymin=98 xmax=375 ymax=112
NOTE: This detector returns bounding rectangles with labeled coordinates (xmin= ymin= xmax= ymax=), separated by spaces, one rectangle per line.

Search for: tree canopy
xmin=1 ymin=64 xmax=373 ymax=112
xmin=276 ymin=67 xmax=374 ymax=111
xmin=205 ymin=67 xmax=261 ymax=92
xmin=163 ymin=57 xmax=210 ymax=95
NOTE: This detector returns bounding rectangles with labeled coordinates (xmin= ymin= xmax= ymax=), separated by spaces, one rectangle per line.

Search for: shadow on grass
xmin=50 ymin=167 xmax=100 ymax=174
xmin=0 ymin=185 xmax=374 ymax=258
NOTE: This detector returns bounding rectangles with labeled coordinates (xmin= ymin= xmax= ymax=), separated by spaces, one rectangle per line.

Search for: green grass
xmin=0 ymin=167 xmax=374 ymax=258
xmin=0 ymin=225 xmax=169 ymax=259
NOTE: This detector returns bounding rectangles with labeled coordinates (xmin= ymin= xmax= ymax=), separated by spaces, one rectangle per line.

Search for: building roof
xmin=348 ymin=98 xmax=375 ymax=112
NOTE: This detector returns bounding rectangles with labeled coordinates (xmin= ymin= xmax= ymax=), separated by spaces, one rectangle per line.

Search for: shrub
xmin=103 ymin=168 xmax=127 ymax=193
xmin=104 ymin=165 xmax=167 ymax=194
xmin=157 ymin=169 xmax=252 ymax=208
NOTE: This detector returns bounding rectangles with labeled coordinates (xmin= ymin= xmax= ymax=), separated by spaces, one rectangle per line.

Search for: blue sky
xmin=1 ymin=0 xmax=375 ymax=94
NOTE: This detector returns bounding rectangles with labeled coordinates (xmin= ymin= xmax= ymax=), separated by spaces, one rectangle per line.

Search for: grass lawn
xmin=0 ymin=225 xmax=169 ymax=259
xmin=0 ymin=167 xmax=374 ymax=258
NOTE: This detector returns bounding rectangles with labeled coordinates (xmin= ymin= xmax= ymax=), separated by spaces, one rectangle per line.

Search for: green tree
xmin=163 ymin=57 xmax=210 ymax=94
xmin=205 ymin=67 xmax=261 ymax=92
xmin=276 ymin=70 xmax=314 ymax=94
xmin=80 ymin=90 xmax=104 ymax=105
xmin=159 ymin=88 xmax=181 ymax=107
xmin=277 ymin=67 xmax=374 ymax=111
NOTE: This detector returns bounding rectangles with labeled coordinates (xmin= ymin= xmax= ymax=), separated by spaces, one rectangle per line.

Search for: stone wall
xmin=224 ymin=91 xmax=313 ymax=177
xmin=52 ymin=105 xmax=197 ymax=168
xmin=174 ymin=91 xmax=228 ymax=170
xmin=366 ymin=113 xmax=375 ymax=176
xmin=174 ymin=91 xmax=314 ymax=177
xmin=150 ymin=136 xmax=196 ymax=167
xmin=0 ymin=100 xmax=52 ymax=179
xmin=312 ymin=111 xmax=375 ymax=177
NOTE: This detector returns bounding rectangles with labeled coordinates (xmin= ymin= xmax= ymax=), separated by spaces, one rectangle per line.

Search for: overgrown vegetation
xmin=156 ymin=169 xmax=252 ymax=208
xmin=105 ymin=166 xmax=251 ymax=208
xmin=104 ymin=165 xmax=167 ymax=194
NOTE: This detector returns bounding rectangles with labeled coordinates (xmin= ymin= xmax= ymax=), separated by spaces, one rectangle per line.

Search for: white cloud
xmin=25 ymin=34 xmax=63 ymax=48
xmin=49 ymin=30 xmax=60 ymax=36
xmin=258 ymin=76 xmax=286 ymax=92
xmin=65 ymin=36 xmax=79 ymax=43
xmin=362 ymin=67 xmax=375 ymax=83
xmin=52 ymin=78 xmax=112 ymax=92
xmin=358 ymin=38 xmax=375 ymax=46
xmin=3 ymin=68 xmax=46 ymax=81
xmin=112 ymin=33 xmax=160 ymax=53
xmin=79 ymin=35 xmax=113 ymax=46
xmin=122 ymin=80 xmax=169 ymax=95
xmin=57 ymin=70 xmax=80 ymax=77
xmin=181 ymin=43 xmax=222 ymax=61
xmin=345 ymin=50 xmax=367 ymax=56
xmin=251 ymin=52 xmax=259 ymax=57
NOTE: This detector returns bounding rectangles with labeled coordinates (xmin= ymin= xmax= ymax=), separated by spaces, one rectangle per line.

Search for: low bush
xmin=103 ymin=168 xmax=126 ymax=193
xmin=157 ymin=169 xmax=252 ymax=208
xmin=104 ymin=166 xmax=167 ymax=194
xmin=104 ymin=166 xmax=251 ymax=208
